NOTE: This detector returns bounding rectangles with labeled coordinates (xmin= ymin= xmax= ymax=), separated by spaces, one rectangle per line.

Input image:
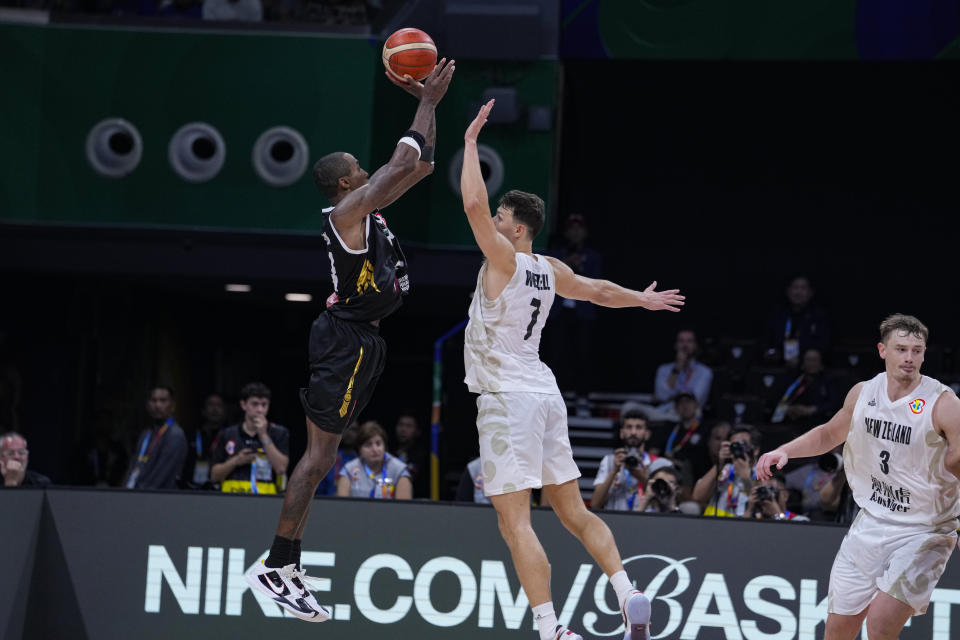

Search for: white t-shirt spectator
xmin=592 ymin=451 xmax=655 ymax=511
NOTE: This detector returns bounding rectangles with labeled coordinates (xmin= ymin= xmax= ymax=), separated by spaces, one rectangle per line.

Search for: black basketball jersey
xmin=321 ymin=207 xmax=405 ymax=323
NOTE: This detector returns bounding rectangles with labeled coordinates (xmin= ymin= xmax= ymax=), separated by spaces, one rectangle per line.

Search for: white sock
xmin=609 ymin=570 xmax=634 ymax=610
xmin=532 ymin=601 xmax=558 ymax=640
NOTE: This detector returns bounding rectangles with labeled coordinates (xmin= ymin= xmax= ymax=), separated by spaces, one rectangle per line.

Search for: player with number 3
xmin=756 ymin=314 xmax=960 ymax=640
xmin=459 ymin=98 xmax=684 ymax=640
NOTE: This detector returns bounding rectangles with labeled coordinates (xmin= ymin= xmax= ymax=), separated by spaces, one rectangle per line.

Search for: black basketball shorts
xmin=299 ymin=312 xmax=387 ymax=435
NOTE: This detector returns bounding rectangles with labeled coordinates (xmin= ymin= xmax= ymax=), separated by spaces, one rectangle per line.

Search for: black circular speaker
xmin=85 ymin=118 xmax=143 ymax=178
xmin=448 ymin=144 xmax=505 ymax=197
xmin=252 ymin=126 xmax=309 ymax=187
xmin=168 ymin=122 xmax=226 ymax=183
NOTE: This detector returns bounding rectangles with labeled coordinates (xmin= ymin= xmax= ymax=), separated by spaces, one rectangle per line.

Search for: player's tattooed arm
xmin=933 ymin=391 xmax=960 ymax=481
xmin=334 ymin=60 xmax=454 ymax=225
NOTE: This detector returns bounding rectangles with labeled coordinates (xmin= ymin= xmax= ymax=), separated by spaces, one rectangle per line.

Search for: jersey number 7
xmin=523 ymin=298 xmax=542 ymax=340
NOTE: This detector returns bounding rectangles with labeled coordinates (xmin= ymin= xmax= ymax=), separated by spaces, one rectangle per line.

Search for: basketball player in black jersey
xmin=245 ymin=58 xmax=455 ymax=621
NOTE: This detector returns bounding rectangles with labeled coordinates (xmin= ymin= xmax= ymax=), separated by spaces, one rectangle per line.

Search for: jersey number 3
xmin=523 ymin=298 xmax=542 ymax=340
xmin=879 ymin=450 xmax=890 ymax=474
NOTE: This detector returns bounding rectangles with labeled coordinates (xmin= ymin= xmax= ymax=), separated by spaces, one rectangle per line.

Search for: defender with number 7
xmin=756 ymin=313 xmax=960 ymax=640
xmin=459 ymin=99 xmax=685 ymax=640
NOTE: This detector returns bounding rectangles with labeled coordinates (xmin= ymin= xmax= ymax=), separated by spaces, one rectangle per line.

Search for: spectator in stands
xmin=1 ymin=431 xmax=50 ymax=488
xmin=705 ymin=420 xmax=732 ymax=470
xmin=315 ymin=419 xmax=359 ymax=496
xmin=763 ymin=275 xmax=830 ymax=369
xmin=633 ymin=464 xmax=683 ymax=513
xmin=455 ymin=455 xmax=492 ymax=504
xmin=692 ymin=426 xmax=759 ymax=517
xmin=183 ymin=392 xmax=228 ymax=489
xmin=590 ymin=409 xmax=655 ymax=511
xmin=648 ymin=329 xmax=713 ymax=421
xmin=337 ymin=421 xmax=412 ymax=499
xmin=648 ymin=391 xmax=710 ymax=487
xmin=819 ymin=455 xmax=859 ymax=526
xmin=123 ymin=386 xmax=188 ymax=490
xmin=210 ymin=382 xmax=289 ymax=494
xmin=744 ymin=471 xmax=809 ymax=521
xmin=785 ymin=446 xmax=842 ymax=521
xmin=390 ymin=412 xmax=429 ymax=497
xmin=769 ymin=348 xmax=837 ymax=430
xmin=545 ymin=212 xmax=602 ymax=396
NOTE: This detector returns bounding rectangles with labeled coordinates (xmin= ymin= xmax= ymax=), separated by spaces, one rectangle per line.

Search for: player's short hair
xmin=499 ymin=190 xmax=545 ymax=240
xmin=313 ymin=152 xmax=352 ymax=200
xmin=356 ymin=420 xmax=388 ymax=448
xmin=240 ymin=382 xmax=271 ymax=401
xmin=880 ymin=314 xmax=929 ymax=344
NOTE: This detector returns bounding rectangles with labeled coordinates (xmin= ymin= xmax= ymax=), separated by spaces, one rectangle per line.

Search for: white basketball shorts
xmin=828 ymin=509 xmax=958 ymax=616
xmin=475 ymin=391 xmax=581 ymax=496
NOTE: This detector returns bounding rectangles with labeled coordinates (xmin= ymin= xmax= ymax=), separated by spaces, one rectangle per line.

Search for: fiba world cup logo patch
xmin=909 ymin=398 xmax=925 ymax=414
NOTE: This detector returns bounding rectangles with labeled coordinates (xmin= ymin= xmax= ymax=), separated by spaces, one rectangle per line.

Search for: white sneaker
xmin=622 ymin=590 xmax=651 ymax=640
xmin=553 ymin=625 xmax=584 ymax=640
xmin=245 ymin=561 xmax=330 ymax=622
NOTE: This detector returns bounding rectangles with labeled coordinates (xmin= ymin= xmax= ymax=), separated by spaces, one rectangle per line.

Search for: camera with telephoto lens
xmin=755 ymin=485 xmax=778 ymax=502
xmin=624 ymin=448 xmax=641 ymax=469
xmin=651 ymin=478 xmax=673 ymax=500
xmin=818 ymin=451 xmax=843 ymax=474
xmin=729 ymin=440 xmax=750 ymax=461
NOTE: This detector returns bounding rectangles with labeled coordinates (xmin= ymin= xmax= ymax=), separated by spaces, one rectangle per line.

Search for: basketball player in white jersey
xmin=756 ymin=314 xmax=960 ymax=640
xmin=460 ymin=99 xmax=684 ymax=640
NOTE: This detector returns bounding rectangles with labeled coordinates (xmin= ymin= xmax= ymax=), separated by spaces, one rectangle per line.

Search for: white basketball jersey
xmin=845 ymin=372 xmax=960 ymax=526
xmin=464 ymin=253 xmax=560 ymax=394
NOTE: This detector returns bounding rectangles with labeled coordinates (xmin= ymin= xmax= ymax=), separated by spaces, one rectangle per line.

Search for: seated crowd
xmin=4 ymin=275 xmax=954 ymax=526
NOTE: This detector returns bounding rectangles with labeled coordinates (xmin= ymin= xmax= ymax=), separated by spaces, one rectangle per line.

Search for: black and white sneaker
xmin=553 ymin=625 xmax=584 ymax=640
xmin=621 ymin=590 xmax=651 ymax=640
xmin=245 ymin=560 xmax=330 ymax=622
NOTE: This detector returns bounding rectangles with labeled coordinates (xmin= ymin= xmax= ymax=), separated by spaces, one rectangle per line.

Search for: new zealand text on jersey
xmin=864 ymin=417 xmax=912 ymax=445
xmin=525 ymin=270 xmax=550 ymax=291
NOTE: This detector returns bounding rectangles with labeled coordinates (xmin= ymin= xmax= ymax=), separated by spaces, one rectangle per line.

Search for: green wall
xmin=0 ymin=23 xmax=559 ymax=247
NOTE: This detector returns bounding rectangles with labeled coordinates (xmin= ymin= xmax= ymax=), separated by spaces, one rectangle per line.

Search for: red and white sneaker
xmin=245 ymin=560 xmax=330 ymax=622
xmin=621 ymin=590 xmax=651 ymax=640
xmin=553 ymin=625 xmax=584 ymax=640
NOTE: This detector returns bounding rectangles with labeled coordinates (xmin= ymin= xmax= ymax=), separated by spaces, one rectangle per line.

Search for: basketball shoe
xmin=622 ymin=590 xmax=651 ymax=640
xmin=553 ymin=625 xmax=583 ymax=639
xmin=245 ymin=560 xmax=330 ymax=622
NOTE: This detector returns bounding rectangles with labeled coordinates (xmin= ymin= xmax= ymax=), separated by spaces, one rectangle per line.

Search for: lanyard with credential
xmin=778 ymin=375 xmax=809 ymax=406
xmin=139 ymin=419 xmax=173 ymax=462
xmin=665 ymin=421 xmax=699 ymax=456
xmin=364 ymin=459 xmax=390 ymax=498
xmin=195 ymin=432 xmax=203 ymax=457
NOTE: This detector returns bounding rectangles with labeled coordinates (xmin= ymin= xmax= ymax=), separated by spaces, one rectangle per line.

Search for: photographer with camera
xmin=591 ymin=409 xmax=656 ymax=511
xmin=692 ymin=426 xmax=759 ymax=517
xmin=211 ymin=382 xmax=289 ymax=494
xmin=745 ymin=471 xmax=809 ymax=521
xmin=782 ymin=444 xmax=843 ymax=520
xmin=634 ymin=463 xmax=682 ymax=513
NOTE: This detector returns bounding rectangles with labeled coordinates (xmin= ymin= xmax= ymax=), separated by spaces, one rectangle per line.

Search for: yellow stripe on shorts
xmin=339 ymin=347 xmax=364 ymax=418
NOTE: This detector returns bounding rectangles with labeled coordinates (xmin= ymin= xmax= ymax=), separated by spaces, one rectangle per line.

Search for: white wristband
xmin=398 ymin=136 xmax=422 ymax=158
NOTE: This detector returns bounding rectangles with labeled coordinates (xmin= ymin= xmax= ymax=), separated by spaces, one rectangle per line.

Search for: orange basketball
xmin=382 ymin=28 xmax=438 ymax=82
